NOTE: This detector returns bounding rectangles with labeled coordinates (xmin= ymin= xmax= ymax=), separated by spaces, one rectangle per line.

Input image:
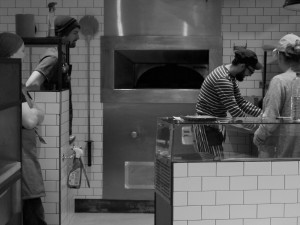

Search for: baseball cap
xmin=274 ymin=33 xmax=300 ymax=52
xmin=234 ymin=48 xmax=263 ymax=70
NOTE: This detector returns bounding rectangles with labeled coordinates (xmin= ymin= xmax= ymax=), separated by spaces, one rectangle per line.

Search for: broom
xmin=79 ymin=15 xmax=99 ymax=167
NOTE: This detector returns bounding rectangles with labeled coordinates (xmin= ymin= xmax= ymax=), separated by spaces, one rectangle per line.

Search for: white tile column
xmin=31 ymin=90 xmax=74 ymax=225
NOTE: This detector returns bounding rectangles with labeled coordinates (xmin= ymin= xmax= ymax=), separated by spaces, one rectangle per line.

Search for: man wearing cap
xmin=26 ymin=15 xmax=80 ymax=144
xmin=254 ymin=33 xmax=300 ymax=158
xmin=193 ymin=48 xmax=263 ymax=157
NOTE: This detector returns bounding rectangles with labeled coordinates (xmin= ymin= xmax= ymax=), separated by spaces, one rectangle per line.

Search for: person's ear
xmin=237 ymin=63 xmax=246 ymax=71
xmin=240 ymin=63 xmax=246 ymax=69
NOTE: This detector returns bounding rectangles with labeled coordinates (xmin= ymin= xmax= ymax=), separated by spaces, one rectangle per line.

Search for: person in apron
xmin=0 ymin=32 xmax=47 ymax=225
xmin=195 ymin=49 xmax=263 ymax=157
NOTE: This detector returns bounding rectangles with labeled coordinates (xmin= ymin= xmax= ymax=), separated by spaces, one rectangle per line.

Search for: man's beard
xmin=69 ymin=41 xmax=76 ymax=48
xmin=235 ymin=69 xmax=246 ymax=82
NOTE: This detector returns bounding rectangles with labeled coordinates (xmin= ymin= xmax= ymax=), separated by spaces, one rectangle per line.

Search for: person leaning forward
xmin=194 ymin=48 xmax=263 ymax=157
xmin=26 ymin=15 xmax=80 ymax=144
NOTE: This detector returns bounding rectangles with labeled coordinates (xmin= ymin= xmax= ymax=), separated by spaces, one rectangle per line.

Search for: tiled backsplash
xmin=173 ymin=161 xmax=300 ymax=225
xmin=18 ymin=0 xmax=104 ymax=202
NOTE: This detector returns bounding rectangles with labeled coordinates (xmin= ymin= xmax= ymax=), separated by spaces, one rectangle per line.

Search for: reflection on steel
xmin=104 ymin=0 xmax=222 ymax=36
xmin=102 ymin=0 xmax=223 ymax=201
xmin=183 ymin=21 xmax=188 ymax=36
xmin=117 ymin=0 xmax=123 ymax=36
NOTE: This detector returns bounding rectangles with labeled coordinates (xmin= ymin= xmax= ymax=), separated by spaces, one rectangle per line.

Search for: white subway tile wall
xmin=31 ymin=91 xmax=71 ymax=225
xmin=0 ymin=0 xmax=300 ymax=222
xmin=1 ymin=0 xmax=104 ymax=200
xmin=173 ymin=161 xmax=300 ymax=225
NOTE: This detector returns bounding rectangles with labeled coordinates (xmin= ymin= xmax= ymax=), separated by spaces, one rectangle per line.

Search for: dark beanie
xmin=55 ymin=16 xmax=80 ymax=37
xmin=0 ymin=32 xmax=23 ymax=58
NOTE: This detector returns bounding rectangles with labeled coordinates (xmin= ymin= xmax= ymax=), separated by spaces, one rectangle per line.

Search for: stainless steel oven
xmin=101 ymin=0 xmax=223 ymax=201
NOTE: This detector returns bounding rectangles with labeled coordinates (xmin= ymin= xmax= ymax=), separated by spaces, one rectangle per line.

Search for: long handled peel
xmin=79 ymin=15 xmax=99 ymax=167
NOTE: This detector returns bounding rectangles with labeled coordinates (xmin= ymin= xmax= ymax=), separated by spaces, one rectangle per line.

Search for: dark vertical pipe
xmin=87 ymin=141 xmax=92 ymax=166
xmin=263 ymin=50 xmax=267 ymax=98
xmin=86 ymin=36 xmax=92 ymax=167
xmin=57 ymin=38 xmax=62 ymax=90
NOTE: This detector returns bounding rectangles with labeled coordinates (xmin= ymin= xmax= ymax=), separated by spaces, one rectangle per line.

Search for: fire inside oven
xmin=114 ymin=50 xmax=209 ymax=89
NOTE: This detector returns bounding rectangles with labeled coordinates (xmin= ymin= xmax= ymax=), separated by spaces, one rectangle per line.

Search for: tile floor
xmin=70 ymin=213 xmax=154 ymax=225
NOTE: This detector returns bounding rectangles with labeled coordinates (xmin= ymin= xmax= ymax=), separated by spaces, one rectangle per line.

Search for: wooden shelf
xmin=23 ymin=37 xmax=65 ymax=46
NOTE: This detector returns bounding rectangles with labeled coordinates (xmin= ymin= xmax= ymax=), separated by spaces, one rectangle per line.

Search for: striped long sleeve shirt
xmin=196 ymin=65 xmax=261 ymax=117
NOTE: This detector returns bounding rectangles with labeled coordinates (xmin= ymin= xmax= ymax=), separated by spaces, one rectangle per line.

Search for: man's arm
xmin=233 ymin=82 xmax=262 ymax=117
xmin=217 ymin=78 xmax=250 ymax=117
xmin=26 ymin=71 xmax=46 ymax=90
xmin=26 ymin=50 xmax=58 ymax=90
xmin=253 ymin=77 xmax=283 ymax=146
xmin=236 ymin=96 xmax=262 ymax=117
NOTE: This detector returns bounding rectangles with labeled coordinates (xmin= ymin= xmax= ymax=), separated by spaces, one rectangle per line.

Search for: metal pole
xmin=263 ymin=50 xmax=267 ymax=98
xmin=86 ymin=36 xmax=93 ymax=167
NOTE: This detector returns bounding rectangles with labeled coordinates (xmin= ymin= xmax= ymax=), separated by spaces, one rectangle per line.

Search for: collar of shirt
xmin=223 ymin=65 xmax=235 ymax=81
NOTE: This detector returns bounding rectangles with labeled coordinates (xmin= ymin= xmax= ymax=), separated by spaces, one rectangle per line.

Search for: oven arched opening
xmin=135 ymin=64 xmax=205 ymax=89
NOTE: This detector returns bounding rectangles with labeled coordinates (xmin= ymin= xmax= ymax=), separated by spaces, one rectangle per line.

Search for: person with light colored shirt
xmin=254 ymin=33 xmax=300 ymax=158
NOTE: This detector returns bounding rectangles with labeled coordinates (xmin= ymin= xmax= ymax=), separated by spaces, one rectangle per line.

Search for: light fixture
xmin=283 ymin=0 xmax=300 ymax=11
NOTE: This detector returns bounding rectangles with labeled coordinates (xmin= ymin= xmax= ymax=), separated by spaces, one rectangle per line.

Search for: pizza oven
xmin=101 ymin=0 xmax=223 ymax=201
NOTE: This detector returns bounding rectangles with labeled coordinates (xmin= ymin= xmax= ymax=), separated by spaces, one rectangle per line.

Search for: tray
xmin=181 ymin=115 xmax=217 ymax=122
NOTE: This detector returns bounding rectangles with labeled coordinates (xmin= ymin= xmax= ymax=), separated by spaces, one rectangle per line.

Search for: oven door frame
xmin=101 ymin=35 xmax=222 ymax=104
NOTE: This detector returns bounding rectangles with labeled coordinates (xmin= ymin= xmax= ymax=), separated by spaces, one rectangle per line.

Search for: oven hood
xmin=104 ymin=0 xmax=222 ymax=36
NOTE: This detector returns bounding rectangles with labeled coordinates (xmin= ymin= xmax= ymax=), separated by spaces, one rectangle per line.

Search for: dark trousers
xmin=23 ymin=198 xmax=47 ymax=225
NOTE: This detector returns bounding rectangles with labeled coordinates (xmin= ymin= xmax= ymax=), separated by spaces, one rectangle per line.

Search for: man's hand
xmin=253 ymin=133 xmax=265 ymax=146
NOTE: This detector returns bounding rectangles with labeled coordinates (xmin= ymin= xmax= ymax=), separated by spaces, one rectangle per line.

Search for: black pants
xmin=23 ymin=198 xmax=47 ymax=225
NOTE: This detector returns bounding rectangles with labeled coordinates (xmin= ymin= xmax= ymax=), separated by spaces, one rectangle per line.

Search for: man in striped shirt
xmin=194 ymin=49 xmax=263 ymax=157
